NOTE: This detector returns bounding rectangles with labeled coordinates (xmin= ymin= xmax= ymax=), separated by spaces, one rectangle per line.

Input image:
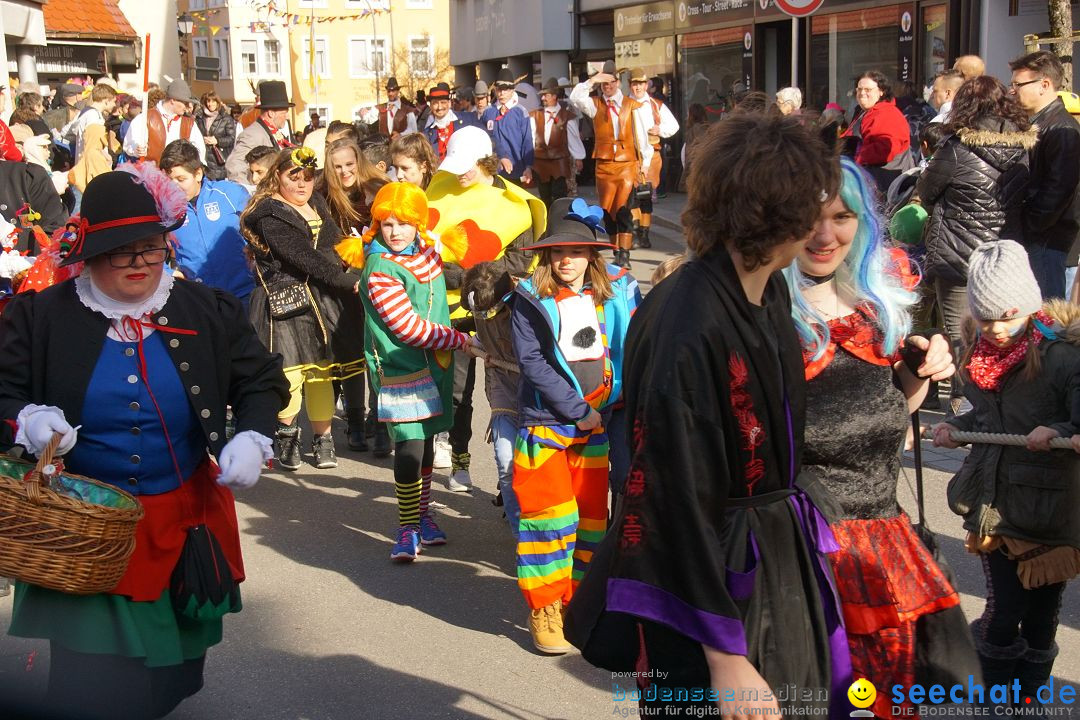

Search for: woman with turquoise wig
xmin=786 ymin=156 xmax=979 ymax=718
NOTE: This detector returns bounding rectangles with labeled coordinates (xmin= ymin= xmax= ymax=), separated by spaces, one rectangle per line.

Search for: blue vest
xmin=65 ymin=333 xmax=204 ymax=495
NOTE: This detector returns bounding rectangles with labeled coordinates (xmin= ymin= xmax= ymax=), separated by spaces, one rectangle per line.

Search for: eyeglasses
xmin=104 ymin=246 xmax=169 ymax=268
xmin=1010 ymin=78 xmax=1042 ymax=90
xmin=855 ymin=86 xmax=881 ymax=95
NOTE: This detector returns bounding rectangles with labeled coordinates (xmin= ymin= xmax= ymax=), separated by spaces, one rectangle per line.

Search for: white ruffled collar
xmin=75 ymin=271 xmax=174 ymax=340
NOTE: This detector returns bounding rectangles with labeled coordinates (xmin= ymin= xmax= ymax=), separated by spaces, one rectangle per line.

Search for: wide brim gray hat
xmin=474 ymin=80 xmax=490 ymax=96
xmin=165 ymin=79 xmax=195 ymax=104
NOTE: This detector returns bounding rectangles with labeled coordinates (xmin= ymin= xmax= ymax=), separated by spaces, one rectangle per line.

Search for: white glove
xmin=217 ymin=431 xmax=272 ymax=490
xmin=16 ymin=404 xmax=77 ymax=456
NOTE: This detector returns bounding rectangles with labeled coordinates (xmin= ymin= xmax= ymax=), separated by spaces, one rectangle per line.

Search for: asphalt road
xmin=1 ymin=211 xmax=1078 ymax=719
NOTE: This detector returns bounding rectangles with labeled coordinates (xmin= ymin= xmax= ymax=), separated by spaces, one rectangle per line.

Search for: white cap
xmin=439 ymin=125 xmax=493 ymax=175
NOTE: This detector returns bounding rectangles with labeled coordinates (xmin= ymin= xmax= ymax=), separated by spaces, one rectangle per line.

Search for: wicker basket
xmin=0 ymin=433 xmax=144 ymax=595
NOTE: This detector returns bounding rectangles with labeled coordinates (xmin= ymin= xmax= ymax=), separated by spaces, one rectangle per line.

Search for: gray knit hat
xmin=967 ymin=240 xmax=1043 ymax=321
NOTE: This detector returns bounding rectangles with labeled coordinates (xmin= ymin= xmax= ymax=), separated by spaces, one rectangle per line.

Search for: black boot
xmin=614 ymin=249 xmax=631 ymax=269
xmin=346 ymin=408 xmax=369 ymax=452
xmin=312 ymin=432 xmax=338 ymax=469
xmin=366 ymin=409 xmax=392 ymax=458
xmin=1017 ymin=643 xmax=1058 ymax=717
xmin=638 ymin=225 xmax=652 ymax=249
xmin=973 ymin=619 xmax=1028 ymax=703
xmin=276 ymin=423 xmax=302 ymax=471
xmin=630 ymin=220 xmax=642 ymax=249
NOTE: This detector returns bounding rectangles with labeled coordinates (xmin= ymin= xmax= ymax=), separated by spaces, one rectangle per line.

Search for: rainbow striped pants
xmin=513 ymin=424 xmax=609 ymax=610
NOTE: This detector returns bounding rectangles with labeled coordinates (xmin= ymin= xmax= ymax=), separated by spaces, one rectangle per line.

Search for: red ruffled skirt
xmin=110 ymin=459 xmax=245 ymax=602
xmin=829 ymin=513 xmax=959 ymax=719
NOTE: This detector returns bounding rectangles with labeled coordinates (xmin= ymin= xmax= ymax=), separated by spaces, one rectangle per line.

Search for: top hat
xmin=629 ymin=67 xmax=648 ymax=82
xmin=256 ymin=80 xmax=294 ymax=109
xmin=538 ymin=77 xmax=564 ymax=96
xmin=60 ymin=167 xmax=188 ymax=267
xmin=165 ymin=79 xmax=195 ymax=104
xmin=525 ymin=198 xmax=615 ymax=250
xmin=474 ymin=80 xmax=490 ymax=96
xmin=494 ymin=68 xmax=516 ymax=87
xmin=385 ymin=76 xmax=401 ymax=91
xmin=428 ymin=82 xmax=452 ymax=101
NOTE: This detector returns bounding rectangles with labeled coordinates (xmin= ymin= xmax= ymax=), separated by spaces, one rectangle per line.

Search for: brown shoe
xmin=529 ymin=599 xmax=572 ymax=654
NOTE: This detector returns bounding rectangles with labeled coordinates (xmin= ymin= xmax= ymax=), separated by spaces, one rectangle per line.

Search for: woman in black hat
xmin=241 ymin=147 xmax=365 ymax=471
xmin=0 ymin=163 xmax=288 ymax=720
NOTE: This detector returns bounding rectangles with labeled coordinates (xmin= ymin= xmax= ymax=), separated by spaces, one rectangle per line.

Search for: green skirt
xmin=8 ymin=582 xmax=241 ymax=668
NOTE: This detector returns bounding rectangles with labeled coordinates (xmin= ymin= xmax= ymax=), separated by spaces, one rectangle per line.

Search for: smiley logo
xmin=847 ymin=678 xmax=877 ymax=709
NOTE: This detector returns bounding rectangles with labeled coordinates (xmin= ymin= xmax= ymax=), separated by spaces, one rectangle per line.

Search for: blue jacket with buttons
xmin=173 ymin=178 xmax=254 ymax=301
xmin=511 ymin=265 xmax=639 ymax=427
xmin=482 ymin=104 xmax=534 ymax=180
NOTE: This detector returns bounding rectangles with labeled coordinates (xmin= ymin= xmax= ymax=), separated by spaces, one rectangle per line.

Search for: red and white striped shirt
xmin=367 ymin=243 xmax=470 ymax=351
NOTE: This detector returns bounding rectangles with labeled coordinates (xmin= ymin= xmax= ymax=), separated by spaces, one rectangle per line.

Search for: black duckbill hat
xmin=525 ymin=197 xmax=615 ymax=251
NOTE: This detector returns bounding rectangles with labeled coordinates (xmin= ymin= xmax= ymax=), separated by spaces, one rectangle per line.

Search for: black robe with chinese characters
xmin=565 ymin=246 xmax=850 ymax=716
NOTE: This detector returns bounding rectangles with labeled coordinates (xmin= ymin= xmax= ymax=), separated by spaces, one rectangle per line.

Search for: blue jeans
xmin=491 ymin=413 xmax=520 ymax=538
xmin=1027 ymin=244 xmax=1067 ymax=300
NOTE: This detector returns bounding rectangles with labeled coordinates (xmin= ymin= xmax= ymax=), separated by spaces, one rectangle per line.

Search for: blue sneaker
xmin=390 ymin=525 xmax=420 ymax=562
xmin=419 ymin=512 xmax=447 ymax=546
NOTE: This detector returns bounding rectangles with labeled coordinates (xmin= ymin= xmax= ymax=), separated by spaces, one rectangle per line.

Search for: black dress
xmin=244 ymin=194 xmax=363 ymax=375
xmin=800 ymin=310 xmax=970 ymax=718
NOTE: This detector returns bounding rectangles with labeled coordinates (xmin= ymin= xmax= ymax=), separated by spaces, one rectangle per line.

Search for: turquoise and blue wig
xmin=784 ymin=156 xmax=917 ymax=361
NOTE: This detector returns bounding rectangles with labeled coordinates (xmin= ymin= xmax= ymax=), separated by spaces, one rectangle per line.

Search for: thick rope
xmin=947 ymin=430 xmax=1075 ymax=451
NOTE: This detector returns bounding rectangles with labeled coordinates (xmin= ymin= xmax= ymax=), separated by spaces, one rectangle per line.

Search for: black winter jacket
xmin=917 ymin=118 xmax=1036 ymax=283
xmin=948 ymin=301 xmax=1080 ymax=549
xmin=1023 ymin=98 xmax=1080 ymax=254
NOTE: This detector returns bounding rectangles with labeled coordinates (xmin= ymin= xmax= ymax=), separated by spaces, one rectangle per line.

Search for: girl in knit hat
xmin=934 ymin=239 xmax=1080 ymax=710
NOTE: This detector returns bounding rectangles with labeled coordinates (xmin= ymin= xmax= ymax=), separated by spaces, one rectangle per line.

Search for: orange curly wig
xmin=336 ymin=181 xmax=435 ymax=268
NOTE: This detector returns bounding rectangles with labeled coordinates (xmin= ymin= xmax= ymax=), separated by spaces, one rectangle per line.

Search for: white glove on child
xmin=16 ymin=404 xmax=78 ymax=456
xmin=217 ymin=431 xmax=273 ymax=490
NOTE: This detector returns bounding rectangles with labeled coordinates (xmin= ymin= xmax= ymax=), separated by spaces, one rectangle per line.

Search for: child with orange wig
xmin=337 ymin=182 xmax=479 ymax=561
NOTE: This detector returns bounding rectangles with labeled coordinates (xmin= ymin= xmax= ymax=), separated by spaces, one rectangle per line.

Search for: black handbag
xmin=170 ymin=524 xmax=241 ymax=621
xmin=253 ymin=252 xmax=314 ymax=320
xmin=910 ymin=410 xmax=984 ymax=686
xmin=265 ymin=276 xmax=313 ymax=320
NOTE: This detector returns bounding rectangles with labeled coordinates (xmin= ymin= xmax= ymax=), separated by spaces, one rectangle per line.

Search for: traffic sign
xmin=774 ymin=0 xmax=825 ymax=17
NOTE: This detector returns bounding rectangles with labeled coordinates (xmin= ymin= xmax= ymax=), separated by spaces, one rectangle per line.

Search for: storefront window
xmin=809 ymin=5 xmax=902 ymax=112
xmin=616 ymin=36 xmax=676 ymax=102
xmin=922 ymin=4 xmax=948 ymax=88
xmin=679 ymin=26 xmax=749 ymax=122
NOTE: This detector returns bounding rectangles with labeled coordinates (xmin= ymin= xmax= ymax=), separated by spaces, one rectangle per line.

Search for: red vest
xmin=378 ymin=102 xmax=416 ymax=135
xmin=591 ymin=95 xmax=641 ymax=163
xmin=147 ymin=107 xmax=194 ymax=164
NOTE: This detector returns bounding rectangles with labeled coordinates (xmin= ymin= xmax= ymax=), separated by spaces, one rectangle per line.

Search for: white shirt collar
xmin=76 ymin=271 xmax=174 ymax=341
xmin=501 ymin=94 xmax=519 ymax=112
xmin=155 ymin=100 xmax=178 ymax=121
xmin=428 ymin=110 xmax=459 ymax=129
xmin=605 ymin=91 xmax=624 ymax=107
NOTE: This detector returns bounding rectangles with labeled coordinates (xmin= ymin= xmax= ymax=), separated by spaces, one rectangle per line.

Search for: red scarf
xmin=436 ymin=124 xmax=454 ymax=160
xmin=966 ymin=311 xmax=1051 ymax=391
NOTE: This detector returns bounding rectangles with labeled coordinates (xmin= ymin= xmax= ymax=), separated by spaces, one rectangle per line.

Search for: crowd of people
xmin=0 ymin=50 xmax=1079 ymax=720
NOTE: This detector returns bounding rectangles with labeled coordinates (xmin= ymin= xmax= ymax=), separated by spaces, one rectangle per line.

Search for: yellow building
xmin=178 ymin=0 xmax=452 ymax=130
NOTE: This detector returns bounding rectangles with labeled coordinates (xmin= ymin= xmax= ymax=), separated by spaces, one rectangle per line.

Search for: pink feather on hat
xmin=116 ymin=162 xmax=188 ymax=231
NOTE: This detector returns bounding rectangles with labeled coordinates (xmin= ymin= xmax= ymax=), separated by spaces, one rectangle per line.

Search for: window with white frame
xmin=212 ymin=37 xmax=231 ymax=78
xmin=263 ymin=39 xmax=281 ymax=75
xmin=303 ymin=37 xmax=330 ymax=78
xmin=241 ymin=40 xmax=257 ymax=74
xmin=409 ymin=37 xmax=432 ymax=73
xmin=306 ymin=105 xmax=332 ymax=126
xmin=348 ymin=37 xmax=387 ymax=77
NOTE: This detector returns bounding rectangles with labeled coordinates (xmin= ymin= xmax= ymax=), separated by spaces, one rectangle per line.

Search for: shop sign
xmin=773 ymin=0 xmax=825 ymax=17
xmin=615 ymin=1 xmax=676 ymax=39
xmin=27 ymin=44 xmax=107 ymax=75
xmin=897 ymin=5 xmax=915 ymax=82
xmin=675 ymin=0 xmax=754 ymax=29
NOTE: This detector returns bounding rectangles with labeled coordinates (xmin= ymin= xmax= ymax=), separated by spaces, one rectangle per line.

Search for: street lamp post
xmin=177 ymin=13 xmax=195 ymax=80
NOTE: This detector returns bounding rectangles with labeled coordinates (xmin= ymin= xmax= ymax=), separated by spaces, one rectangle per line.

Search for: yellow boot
xmin=529 ymin=599 xmax=572 ymax=654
